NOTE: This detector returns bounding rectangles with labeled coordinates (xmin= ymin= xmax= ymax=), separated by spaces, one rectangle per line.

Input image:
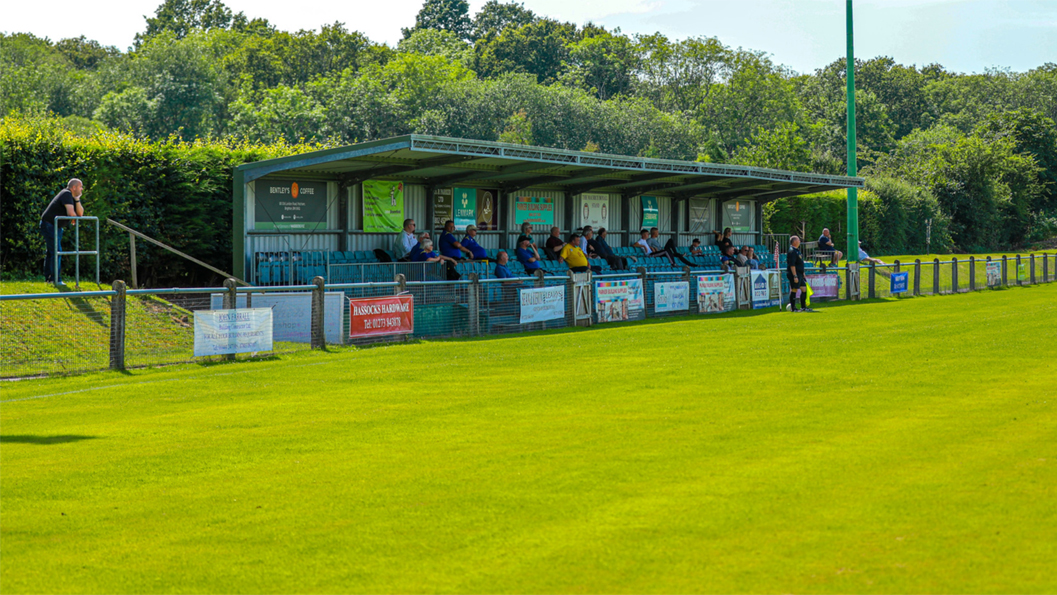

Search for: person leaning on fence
xmin=462 ymin=225 xmax=489 ymax=261
xmin=787 ymin=236 xmax=813 ymax=312
xmin=817 ymin=228 xmax=843 ymax=265
xmin=393 ymin=218 xmax=417 ymax=262
xmin=857 ymin=241 xmax=886 ymax=266
xmin=560 ymin=231 xmax=602 ymax=274
xmin=40 ymin=178 xmax=85 ymax=284
xmin=516 ymin=237 xmax=543 ymax=273
xmin=544 ymin=226 xmax=564 ymax=260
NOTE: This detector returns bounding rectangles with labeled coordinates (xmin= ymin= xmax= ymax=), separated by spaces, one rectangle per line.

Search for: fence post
xmin=638 ymin=267 xmax=650 ymax=316
xmin=566 ymin=270 xmax=577 ymax=327
xmin=1002 ymin=255 xmax=1008 ymax=286
xmin=534 ymin=268 xmax=546 ymax=288
xmin=109 ymin=280 xmax=126 ymax=370
xmin=311 ymin=276 xmax=326 ymax=350
xmin=969 ymin=256 xmax=976 ymax=291
xmin=468 ymin=273 xmax=480 ymax=336
xmin=846 ymin=263 xmax=860 ymax=301
xmin=952 ymin=257 xmax=959 ymax=293
xmin=1015 ymin=255 xmax=1022 ymax=285
xmin=394 ymin=273 xmax=407 ymax=295
xmin=1044 ymin=254 xmax=1050 ymax=282
xmin=868 ymin=262 xmax=876 ymax=299
xmin=914 ymin=259 xmax=921 ymax=296
xmin=933 ymin=258 xmax=940 ymax=294
xmin=129 ymin=234 xmax=138 ymax=289
xmin=1030 ymin=254 xmax=1036 ymax=284
xmin=223 ymin=278 xmax=238 ymax=360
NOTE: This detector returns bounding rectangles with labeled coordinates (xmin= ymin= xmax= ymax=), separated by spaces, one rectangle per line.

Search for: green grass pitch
xmin=2 ymin=284 xmax=1056 ymax=593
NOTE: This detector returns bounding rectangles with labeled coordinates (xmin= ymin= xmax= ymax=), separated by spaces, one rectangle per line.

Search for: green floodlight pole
xmin=846 ymin=0 xmax=859 ymax=262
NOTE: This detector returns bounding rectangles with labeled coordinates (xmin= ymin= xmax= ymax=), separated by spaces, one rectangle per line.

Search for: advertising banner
xmin=986 ymin=260 xmax=1002 ymax=287
xmin=194 ymin=308 xmax=273 ymax=357
xmin=750 ymin=270 xmax=781 ymax=309
xmin=433 ymin=188 xmax=453 ymax=231
xmin=476 ymin=188 xmax=499 ymax=230
xmin=890 ymin=271 xmax=909 ymax=294
xmin=580 ymin=193 xmax=610 ymax=229
xmin=210 ymin=293 xmax=344 ymax=344
xmin=697 ymin=274 xmax=735 ymax=313
xmin=255 ymin=179 xmax=328 ymax=231
xmin=1017 ymin=261 xmax=1028 ymax=282
xmin=514 ymin=196 xmax=555 ymax=226
xmin=654 ymin=281 xmax=690 ymax=313
xmin=688 ymin=198 xmax=712 ymax=233
xmin=349 ymin=295 xmax=414 ymax=338
xmin=520 ymin=286 xmax=565 ymax=324
xmin=722 ymin=200 xmax=754 ymax=233
xmin=453 ymin=187 xmax=477 ymax=230
xmin=363 ymin=180 xmax=404 ymax=233
xmin=595 ymin=279 xmax=644 ymax=323
xmin=641 ymin=196 xmax=659 ymax=228
xmin=805 ymin=274 xmax=840 ymax=298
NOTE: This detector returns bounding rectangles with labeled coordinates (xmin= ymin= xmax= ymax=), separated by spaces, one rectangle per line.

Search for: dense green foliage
xmin=2 ymin=0 xmax=1055 ymax=278
xmin=4 ymin=285 xmax=1056 ymax=591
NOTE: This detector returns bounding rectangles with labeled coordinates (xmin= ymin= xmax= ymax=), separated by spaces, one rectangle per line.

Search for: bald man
xmin=40 ymin=178 xmax=85 ymax=284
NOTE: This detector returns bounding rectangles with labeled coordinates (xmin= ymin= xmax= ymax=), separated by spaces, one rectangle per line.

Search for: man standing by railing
xmin=39 ymin=178 xmax=85 ymax=284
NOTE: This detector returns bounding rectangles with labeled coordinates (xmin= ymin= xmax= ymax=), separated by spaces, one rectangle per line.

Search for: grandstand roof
xmin=235 ymin=135 xmax=864 ymax=201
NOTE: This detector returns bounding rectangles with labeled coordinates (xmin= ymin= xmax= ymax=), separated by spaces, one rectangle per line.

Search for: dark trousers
xmin=40 ymin=220 xmax=63 ymax=282
xmin=570 ymin=265 xmax=603 ymax=274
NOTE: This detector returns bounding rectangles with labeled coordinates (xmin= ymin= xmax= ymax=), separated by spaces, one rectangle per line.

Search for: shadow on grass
xmin=0 ymin=434 xmax=98 ymax=445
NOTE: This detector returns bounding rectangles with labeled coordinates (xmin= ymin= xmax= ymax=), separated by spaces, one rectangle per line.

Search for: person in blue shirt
xmin=720 ymin=245 xmax=738 ymax=267
xmin=407 ymin=232 xmax=430 ymax=262
xmin=461 ymin=224 xmax=489 ymax=260
xmin=515 ymin=237 xmax=543 ymax=273
xmin=411 ymin=239 xmax=456 ymax=264
xmin=494 ymin=250 xmax=515 ymax=278
xmin=817 ymin=228 xmax=843 ymax=265
xmin=438 ymin=220 xmax=471 ymax=260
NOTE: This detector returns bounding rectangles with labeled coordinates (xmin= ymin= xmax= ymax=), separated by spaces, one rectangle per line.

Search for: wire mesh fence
xmin=2 ymin=253 xmax=1055 ymax=378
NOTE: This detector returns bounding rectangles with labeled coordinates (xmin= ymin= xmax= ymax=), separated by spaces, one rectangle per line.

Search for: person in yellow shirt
xmin=560 ymin=231 xmax=600 ymax=273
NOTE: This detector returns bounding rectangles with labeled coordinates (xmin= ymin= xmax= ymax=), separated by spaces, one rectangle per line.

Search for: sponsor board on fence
xmin=595 ymin=279 xmax=645 ymax=323
xmin=194 ymin=308 xmax=273 ymax=357
xmin=654 ymin=281 xmax=690 ymax=313
xmin=697 ymin=274 xmax=735 ymax=313
xmin=805 ymin=273 xmax=840 ymax=298
xmin=349 ymin=295 xmax=413 ymax=338
xmin=750 ymin=270 xmax=781 ymax=309
xmin=986 ymin=261 xmax=1002 ymax=287
xmin=890 ymin=271 xmax=909 ymax=294
xmin=1017 ymin=261 xmax=1028 ymax=281
xmin=210 ymin=292 xmax=344 ymax=343
xmin=519 ymin=286 xmax=565 ymax=324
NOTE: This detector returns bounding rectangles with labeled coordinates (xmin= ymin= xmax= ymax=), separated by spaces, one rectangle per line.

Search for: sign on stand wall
xmin=580 ymin=194 xmax=610 ymax=229
xmin=514 ymin=196 xmax=555 ymax=226
xmin=688 ymin=198 xmax=712 ymax=233
xmin=255 ymin=180 xmax=328 ymax=231
xmin=476 ymin=188 xmax=499 ymax=230
xmin=453 ymin=187 xmax=477 ymax=230
xmin=722 ymin=200 xmax=754 ymax=233
xmin=433 ymin=188 xmax=453 ymax=231
xmin=363 ymin=180 xmax=404 ymax=233
xmin=194 ymin=308 xmax=273 ymax=356
xmin=641 ymin=196 xmax=659 ymax=228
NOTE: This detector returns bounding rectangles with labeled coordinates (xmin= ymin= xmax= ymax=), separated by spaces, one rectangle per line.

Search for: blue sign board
xmin=890 ymin=271 xmax=909 ymax=294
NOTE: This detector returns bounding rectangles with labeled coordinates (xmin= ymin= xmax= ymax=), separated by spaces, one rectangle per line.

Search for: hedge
xmin=0 ymin=116 xmax=314 ymax=285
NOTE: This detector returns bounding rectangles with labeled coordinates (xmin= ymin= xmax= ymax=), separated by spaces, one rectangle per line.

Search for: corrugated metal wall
xmin=249 ymin=233 xmax=341 ymax=254
xmin=345 ymin=183 xmax=429 ymax=252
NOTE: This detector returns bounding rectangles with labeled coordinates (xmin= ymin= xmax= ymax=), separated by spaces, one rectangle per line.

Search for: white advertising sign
xmin=210 ymin=292 xmax=344 ymax=344
xmin=654 ymin=281 xmax=690 ymax=313
xmin=519 ymin=286 xmax=566 ymax=324
xmin=697 ymin=274 xmax=736 ymax=313
xmin=750 ymin=270 xmax=781 ymax=309
xmin=194 ymin=308 xmax=273 ymax=357
xmin=580 ymin=193 xmax=610 ymax=229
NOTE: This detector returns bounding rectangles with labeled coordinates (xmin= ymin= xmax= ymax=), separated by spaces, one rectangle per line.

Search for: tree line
xmin=2 ymin=0 xmax=1055 ymax=261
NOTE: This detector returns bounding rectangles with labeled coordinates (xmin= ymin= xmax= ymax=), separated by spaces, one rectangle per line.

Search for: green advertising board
xmin=514 ymin=196 xmax=554 ymax=226
xmin=641 ymin=196 xmax=659 ymax=228
xmin=363 ymin=180 xmax=404 ymax=233
xmin=453 ymin=187 xmax=477 ymax=231
xmin=255 ymin=180 xmax=328 ymax=231
xmin=722 ymin=200 xmax=754 ymax=233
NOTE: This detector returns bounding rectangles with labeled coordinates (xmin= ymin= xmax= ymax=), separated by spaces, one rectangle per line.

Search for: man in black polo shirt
xmin=787 ymin=235 xmax=812 ymax=312
xmin=39 ymin=179 xmax=86 ymax=284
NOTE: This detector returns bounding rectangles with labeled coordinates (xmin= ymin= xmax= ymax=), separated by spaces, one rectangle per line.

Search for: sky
xmin=4 ymin=0 xmax=1055 ymax=74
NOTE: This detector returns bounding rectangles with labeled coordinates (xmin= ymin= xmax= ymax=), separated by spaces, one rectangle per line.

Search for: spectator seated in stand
xmin=517 ymin=222 xmax=538 ymax=255
xmin=560 ymin=231 xmax=602 ymax=274
xmin=393 ymin=218 xmax=417 ymax=262
xmin=407 ymin=232 xmax=430 ymax=262
xmin=494 ymin=250 xmax=516 ymax=279
xmin=745 ymin=246 xmax=761 ymax=269
xmin=461 ymin=224 xmax=489 ymax=261
xmin=580 ymin=226 xmax=593 ymax=253
xmin=544 ymin=226 xmax=564 ymax=260
xmin=412 ymin=239 xmax=456 ymax=263
xmin=516 ymin=237 xmax=543 ymax=274
xmin=720 ymin=245 xmax=739 ymax=267
xmin=687 ymin=238 xmax=703 ymax=256
xmin=817 ymin=228 xmax=843 ymax=265
xmin=439 ymin=219 xmax=472 ymax=260
xmin=591 ymin=228 xmax=631 ymax=270
xmin=635 ymin=229 xmax=675 ymax=265
xmin=661 ymin=235 xmax=696 ymax=267
xmin=713 ymin=227 xmax=734 ymax=254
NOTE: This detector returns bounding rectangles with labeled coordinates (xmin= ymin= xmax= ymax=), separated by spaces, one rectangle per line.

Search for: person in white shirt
xmin=635 ymin=229 xmax=674 ymax=265
xmin=393 ymin=218 xmax=417 ymax=261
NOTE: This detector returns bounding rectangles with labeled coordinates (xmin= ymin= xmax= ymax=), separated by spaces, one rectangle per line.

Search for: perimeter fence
xmin=2 ymin=253 xmax=1054 ymax=379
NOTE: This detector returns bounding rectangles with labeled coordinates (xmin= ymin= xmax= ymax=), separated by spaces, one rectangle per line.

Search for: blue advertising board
xmin=890 ymin=271 xmax=909 ymax=294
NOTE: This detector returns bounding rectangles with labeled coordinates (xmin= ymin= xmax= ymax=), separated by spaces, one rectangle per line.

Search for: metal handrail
xmin=53 ymin=216 xmax=100 ymax=287
xmin=0 ymin=290 xmax=116 ymax=301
